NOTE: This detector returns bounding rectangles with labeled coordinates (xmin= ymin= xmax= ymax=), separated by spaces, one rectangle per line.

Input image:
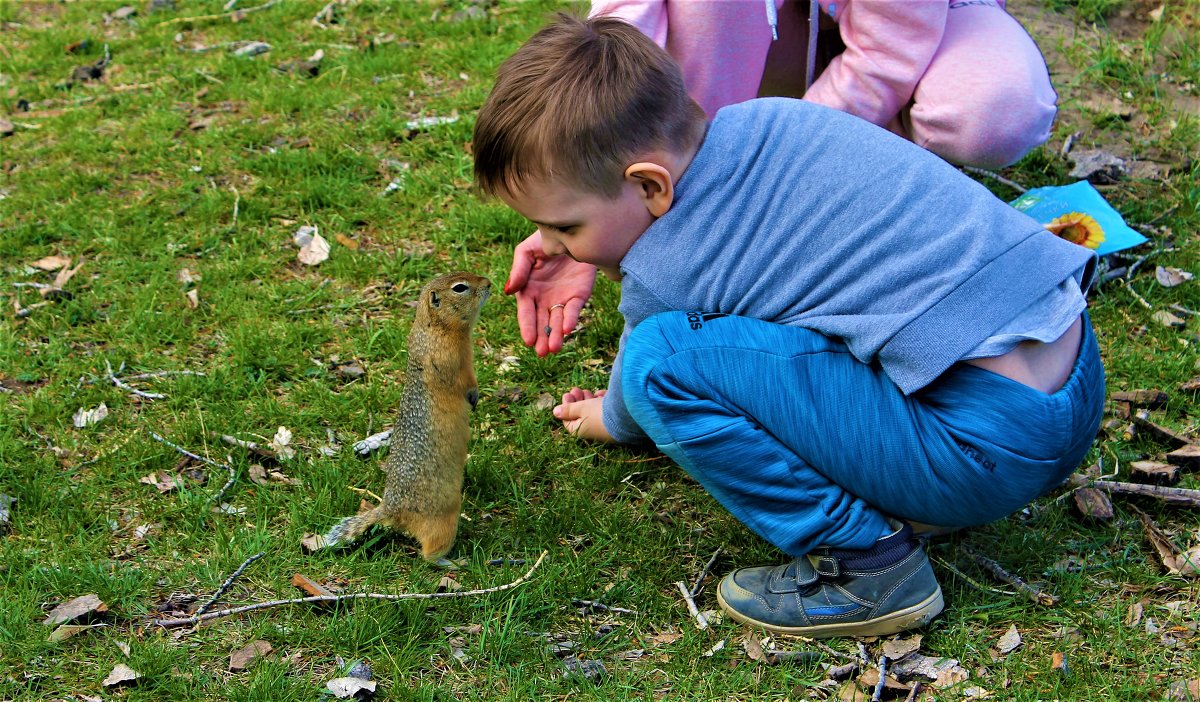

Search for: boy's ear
xmin=624 ymin=162 xmax=674 ymax=218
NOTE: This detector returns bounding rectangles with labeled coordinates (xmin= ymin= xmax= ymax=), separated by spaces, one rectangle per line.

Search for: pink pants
xmin=660 ymin=0 xmax=1057 ymax=168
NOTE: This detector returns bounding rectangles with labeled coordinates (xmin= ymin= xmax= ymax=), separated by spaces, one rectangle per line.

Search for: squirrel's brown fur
xmin=324 ymin=272 xmax=490 ymax=561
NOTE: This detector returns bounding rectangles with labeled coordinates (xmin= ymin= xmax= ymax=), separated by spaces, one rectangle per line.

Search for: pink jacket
xmin=589 ymin=0 xmax=986 ymax=129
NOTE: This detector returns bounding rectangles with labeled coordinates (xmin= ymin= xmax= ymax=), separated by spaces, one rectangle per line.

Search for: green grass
xmin=1 ymin=0 xmax=1198 ymax=700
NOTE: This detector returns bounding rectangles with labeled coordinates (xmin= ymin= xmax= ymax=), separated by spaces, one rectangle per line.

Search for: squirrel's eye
xmin=451 ymin=283 xmax=469 ymax=293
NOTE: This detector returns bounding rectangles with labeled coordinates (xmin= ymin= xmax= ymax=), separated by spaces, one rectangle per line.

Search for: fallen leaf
xmin=293 ymin=225 xmax=318 ymax=247
xmin=1167 ymin=679 xmax=1200 ymax=701
xmin=229 ymin=640 xmax=273 ymax=672
xmin=186 ymin=289 xmax=200 ymax=309
xmin=178 ymin=267 xmax=201 ymax=284
xmin=1050 ymin=651 xmax=1068 ymax=676
xmin=996 ymin=624 xmax=1022 ymax=655
xmin=73 ymin=402 xmax=109 ymax=428
xmin=48 ymin=623 xmax=106 ymax=642
xmin=742 ymin=633 xmax=767 ymax=663
xmin=115 ymin=640 xmax=131 ymax=657
xmin=1072 ymin=487 xmax=1114 ymax=520
xmin=30 ymin=255 xmax=71 ymax=271
xmin=326 ymin=677 xmax=377 ymax=699
xmin=1153 ymin=310 xmax=1186 ymax=328
xmin=882 ymin=633 xmax=922 ymax=660
xmin=1156 ymin=266 xmax=1193 ymax=288
xmin=436 ymin=576 xmax=462 ymax=593
xmin=298 ymin=233 xmax=330 ymax=266
xmin=139 ymin=471 xmax=184 ymax=493
xmin=102 ymin=663 xmax=140 ymax=688
xmin=335 ymin=233 xmax=360 ymax=250
xmin=43 ymin=594 xmax=108 ymax=626
xmin=534 ymin=393 xmax=556 ymax=411
xmin=269 ymin=426 xmax=296 ymax=459
xmin=300 ymin=533 xmax=328 ymax=552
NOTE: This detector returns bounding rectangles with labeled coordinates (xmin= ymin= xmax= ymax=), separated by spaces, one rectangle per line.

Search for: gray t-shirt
xmin=602 ymin=98 xmax=1094 ymax=444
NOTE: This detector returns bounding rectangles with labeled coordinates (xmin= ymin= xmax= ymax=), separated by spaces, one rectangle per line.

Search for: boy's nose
xmin=540 ymin=233 xmax=566 ymax=257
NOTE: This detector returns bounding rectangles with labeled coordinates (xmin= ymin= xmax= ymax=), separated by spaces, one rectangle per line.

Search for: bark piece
xmin=1132 ymin=410 xmax=1191 ymax=448
xmin=1165 ymin=445 xmax=1200 ymax=469
xmin=1130 ymin=460 xmax=1181 ymax=486
xmin=1111 ymin=389 xmax=1168 ymax=408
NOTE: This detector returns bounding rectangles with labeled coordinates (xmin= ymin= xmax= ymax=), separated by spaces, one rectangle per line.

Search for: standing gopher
xmin=324 ymin=272 xmax=490 ymax=561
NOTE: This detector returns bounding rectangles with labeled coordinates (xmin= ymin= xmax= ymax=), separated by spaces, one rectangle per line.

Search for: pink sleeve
xmin=804 ymin=0 xmax=948 ymax=127
xmin=589 ymin=0 xmax=669 ymax=47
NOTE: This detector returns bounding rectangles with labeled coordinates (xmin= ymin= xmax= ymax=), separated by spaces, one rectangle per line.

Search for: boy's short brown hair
xmin=473 ymin=12 xmax=707 ymax=199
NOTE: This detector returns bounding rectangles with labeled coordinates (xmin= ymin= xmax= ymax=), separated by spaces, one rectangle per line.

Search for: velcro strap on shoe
xmin=768 ymin=557 xmax=821 ymax=594
xmin=813 ymin=555 xmax=840 ymax=577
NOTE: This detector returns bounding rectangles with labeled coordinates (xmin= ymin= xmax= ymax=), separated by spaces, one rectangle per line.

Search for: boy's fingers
xmin=515 ymin=293 xmax=538 ymax=347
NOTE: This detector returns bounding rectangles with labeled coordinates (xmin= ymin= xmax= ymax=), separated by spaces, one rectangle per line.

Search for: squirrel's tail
xmin=323 ymin=506 xmax=385 ymax=547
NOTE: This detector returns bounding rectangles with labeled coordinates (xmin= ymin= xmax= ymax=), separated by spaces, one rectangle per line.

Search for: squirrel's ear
xmin=430 ymin=291 xmax=440 ymax=308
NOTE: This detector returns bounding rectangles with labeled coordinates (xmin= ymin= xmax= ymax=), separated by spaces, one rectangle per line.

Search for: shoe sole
xmin=716 ymin=587 xmax=945 ymax=639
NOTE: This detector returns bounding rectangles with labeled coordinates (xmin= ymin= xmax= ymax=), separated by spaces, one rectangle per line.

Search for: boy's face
xmin=499 ymin=177 xmax=656 ymax=281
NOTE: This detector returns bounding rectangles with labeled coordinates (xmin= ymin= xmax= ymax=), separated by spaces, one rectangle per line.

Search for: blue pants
xmin=621 ymin=312 xmax=1105 ymax=556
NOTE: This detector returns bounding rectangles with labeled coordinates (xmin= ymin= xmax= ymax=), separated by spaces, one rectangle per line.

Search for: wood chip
xmin=1130 ymin=460 xmax=1181 ymax=486
xmin=1111 ymin=389 xmax=1168 ymax=408
xmin=1165 ymin=445 xmax=1200 ymax=469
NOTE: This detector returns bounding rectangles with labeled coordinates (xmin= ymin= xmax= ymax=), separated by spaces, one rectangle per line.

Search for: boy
xmin=473 ymin=13 xmax=1104 ymax=637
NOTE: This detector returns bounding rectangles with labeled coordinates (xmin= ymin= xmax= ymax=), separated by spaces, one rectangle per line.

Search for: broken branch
xmin=1068 ymin=474 xmax=1200 ymax=507
xmin=194 ymin=552 xmax=265 ymax=616
xmin=957 ymin=542 xmax=1059 ymax=606
xmin=150 ymin=551 xmax=548 ymax=628
xmin=675 ymin=580 xmax=708 ymax=630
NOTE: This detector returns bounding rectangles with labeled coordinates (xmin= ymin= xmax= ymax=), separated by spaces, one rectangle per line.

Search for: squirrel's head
xmin=420 ymin=272 xmax=491 ymax=328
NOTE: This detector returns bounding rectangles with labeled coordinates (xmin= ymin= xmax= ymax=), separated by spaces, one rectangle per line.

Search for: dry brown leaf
xmin=298 ymin=232 xmax=330 ymax=266
xmin=882 ymin=633 xmax=922 ymax=660
xmin=335 ymin=233 xmax=360 ymax=250
xmin=996 ymin=624 xmax=1022 ymax=654
xmin=186 ymin=289 xmax=200 ymax=309
xmin=1167 ymin=679 xmax=1200 ymax=701
xmin=30 ymin=255 xmax=71 ymax=271
xmin=43 ymin=594 xmax=108 ymax=626
xmin=102 ymin=663 xmax=140 ymax=688
xmin=1136 ymin=509 xmax=1191 ymax=575
xmin=1072 ymin=487 xmax=1114 ymax=520
xmin=436 ymin=576 xmax=463 ymax=593
xmin=742 ymin=633 xmax=767 ymax=663
xmin=300 ymin=533 xmax=328 ymax=552
xmin=48 ymin=623 xmax=106 ymax=642
xmin=229 ymin=640 xmax=273 ymax=672
xmin=51 ymin=259 xmax=84 ymax=289
xmin=1156 ymin=266 xmax=1193 ymax=288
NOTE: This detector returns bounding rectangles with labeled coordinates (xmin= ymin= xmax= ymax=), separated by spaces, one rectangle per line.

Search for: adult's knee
xmin=911 ymin=89 xmax=1056 ymax=168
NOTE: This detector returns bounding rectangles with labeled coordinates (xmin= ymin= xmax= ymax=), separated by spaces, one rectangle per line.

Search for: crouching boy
xmin=473 ymin=13 xmax=1104 ymax=637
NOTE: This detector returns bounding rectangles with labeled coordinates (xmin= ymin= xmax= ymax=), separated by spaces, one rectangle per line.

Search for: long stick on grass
xmin=957 ymin=542 xmax=1059 ymax=606
xmin=150 ymin=551 xmax=549 ymax=629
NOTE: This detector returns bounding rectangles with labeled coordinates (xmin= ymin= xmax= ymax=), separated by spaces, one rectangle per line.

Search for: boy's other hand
xmin=553 ymin=387 xmax=613 ymax=443
xmin=507 ymin=231 xmax=597 ymax=357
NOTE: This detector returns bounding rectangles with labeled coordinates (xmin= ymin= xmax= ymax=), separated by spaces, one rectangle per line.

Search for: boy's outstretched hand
xmin=506 ymin=231 xmax=597 ymax=357
xmin=553 ymin=387 xmax=613 ymax=443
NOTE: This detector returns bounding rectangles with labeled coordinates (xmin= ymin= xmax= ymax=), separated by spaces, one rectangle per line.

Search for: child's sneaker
xmin=716 ymin=522 xmax=943 ymax=638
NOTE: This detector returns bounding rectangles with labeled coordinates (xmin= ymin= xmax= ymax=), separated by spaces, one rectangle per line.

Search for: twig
xmin=675 ymin=580 xmax=708 ymax=629
xmin=1068 ymin=475 xmax=1200 ymax=507
xmin=571 ymin=599 xmax=636 ymax=615
xmin=957 ymin=542 xmax=1059 ymax=606
xmin=1142 ymin=205 xmax=1178 ymax=227
xmin=1169 ymin=303 xmax=1199 ymax=317
xmin=122 ymin=370 xmax=206 ymax=381
xmin=312 ymin=1 xmax=336 ymax=27
xmin=194 ymin=552 xmax=265 ymax=616
xmin=229 ymin=185 xmax=240 ymax=231
xmin=15 ymin=301 xmax=51 ymax=318
xmin=150 ymin=551 xmax=549 ymax=628
xmin=12 ymin=282 xmax=52 ymax=290
xmin=1126 ymin=283 xmax=1153 ymax=310
xmin=354 ymin=429 xmax=393 ymax=456
xmin=930 ymin=554 xmax=1015 ymax=597
xmin=106 ymin=359 xmax=166 ymax=400
xmin=213 ymin=432 xmax=278 ymax=461
xmin=871 ymin=655 xmax=888 ymax=702
xmin=961 ymin=166 xmax=1027 ymax=193
xmin=690 ymin=548 xmax=722 ymax=598
xmin=807 ymin=640 xmax=857 ymax=662
xmin=904 ymin=682 xmax=922 ymax=702
xmin=158 ymin=0 xmax=281 ymax=26
xmin=147 ymin=431 xmax=237 ymax=503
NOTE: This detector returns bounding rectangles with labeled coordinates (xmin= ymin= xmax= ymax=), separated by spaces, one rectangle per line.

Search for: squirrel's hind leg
xmin=399 ymin=509 xmax=461 ymax=563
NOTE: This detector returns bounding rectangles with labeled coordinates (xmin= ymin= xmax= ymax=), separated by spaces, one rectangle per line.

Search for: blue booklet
xmin=1010 ymin=180 xmax=1147 ymax=257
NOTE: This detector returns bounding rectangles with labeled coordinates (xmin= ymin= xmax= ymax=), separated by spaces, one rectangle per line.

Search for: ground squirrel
xmin=324 ymin=272 xmax=490 ymax=561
